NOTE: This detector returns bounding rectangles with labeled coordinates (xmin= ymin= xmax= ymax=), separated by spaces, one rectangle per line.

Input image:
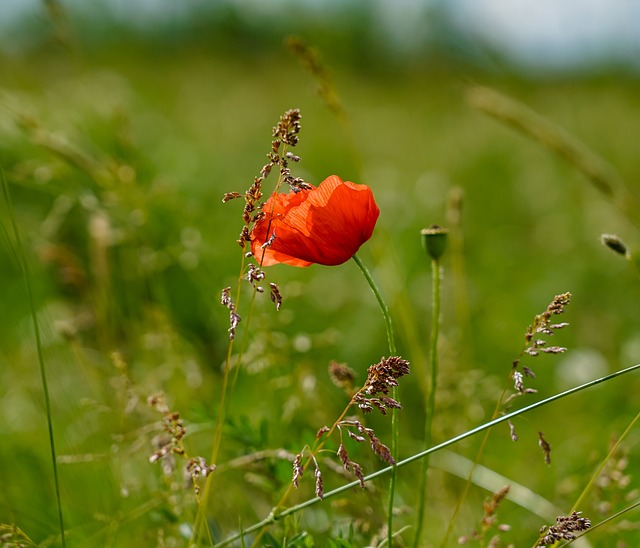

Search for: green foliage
xmin=1 ymin=19 xmax=640 ymax=547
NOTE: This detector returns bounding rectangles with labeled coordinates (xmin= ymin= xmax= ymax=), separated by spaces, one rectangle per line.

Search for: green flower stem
xmin=216 ymin=362 xmax=640 ymax=548
xmin=413 ymin=257 xmax=442 ymax=547
xmin=2 ymin=171 xmax=66 ymax=547
xmin=352 ymin=254 xmax=396 ymax=355
xmin=352 ymin=253 xmax=397 ymax=548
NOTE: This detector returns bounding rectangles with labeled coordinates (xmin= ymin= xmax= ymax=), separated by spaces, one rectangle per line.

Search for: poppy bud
xmin=421 ymin=225 xmax=449 ymax=260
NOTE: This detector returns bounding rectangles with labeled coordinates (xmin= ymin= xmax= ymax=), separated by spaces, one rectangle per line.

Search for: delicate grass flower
xmin=250 ymin=175 xmax=380 ymax=267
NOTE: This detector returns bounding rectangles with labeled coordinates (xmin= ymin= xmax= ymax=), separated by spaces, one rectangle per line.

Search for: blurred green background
xmin=1 ymin=1 xmax=639 ymax=546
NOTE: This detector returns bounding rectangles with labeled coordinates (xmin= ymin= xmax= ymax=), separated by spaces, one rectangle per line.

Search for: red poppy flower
xmin=250 ymin=175 xmax=380 ymax=267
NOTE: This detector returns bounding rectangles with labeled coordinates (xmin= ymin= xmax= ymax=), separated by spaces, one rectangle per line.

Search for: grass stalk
xmin=467 ymin=85 xmax=640 ymax=228
xmin=217 ymin=362 xmax=640 ymax=547
xmin=250 ymin=254 xmax=395 ymax=547
xmin=250 ymin=387 xmax=363 ymax=547
xmin=413 ymin=256 xmax=442 ymax=546
xmin=1 ymin=169 xmax=66 ymax=547
xmin=442 ymin=291 xmax=570 ymax=546
xmin=570 ymin=408 xmax=640 ymax=512
xmin=195 ymin=268 xmax=267 ymax=546
xmin=440 ymin=384 xmax=509 ymax=547
xmin=196 ymin=164 xmax=290 ymax=545
xmin=352 ymin=254 xmax=396 ymax=355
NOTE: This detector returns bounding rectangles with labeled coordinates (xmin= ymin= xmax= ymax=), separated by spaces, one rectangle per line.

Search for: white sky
xmin=1 ymin=0 xmax=638 ymax=70
xmin=450 ymin=0 xmax=640 ymax=70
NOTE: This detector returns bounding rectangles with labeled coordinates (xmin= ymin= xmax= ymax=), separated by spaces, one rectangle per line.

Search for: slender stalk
xmin=216 ymin=362 xmax=640 ymax=547
xmin=442 ymin=292 xmax=566 ymax=546
xmin=198 ymin=156 xmax=305 ymax=545
xmin=210 ymin=254 xmax=248 ymax=464
xmin=352 ymin=254 xmax=396 ymax=354
xmin=246 ymin=253 xmax=398 ymax=547
xmin=571 ymin=408 xmax=640 ymax=512
xmin=352 ymin=253 xmax=398 ymax=547
xmin=413 ymin=257 xmax=442 ymax=546
xmin=195 ymin=157 xmax=290 ymax=544
xmin=441 ymin=383 xmax=509 ymax=547
xmin=193 ymin=253 xmax=247 ymax=545
xmin=250 ymin=392 xmax=361 ymax=547
xmin=467 ymin=85 xmax=640 ymax=229
xmin=1 ymin=170 xmax=66 ymax=547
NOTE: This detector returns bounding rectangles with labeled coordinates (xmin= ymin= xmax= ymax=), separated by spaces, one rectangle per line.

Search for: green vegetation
xmin=1 ymin=12 xmax=640 ymax=546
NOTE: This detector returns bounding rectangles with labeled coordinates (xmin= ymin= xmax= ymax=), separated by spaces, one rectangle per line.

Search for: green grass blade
xmin=467 ymin=85 xmax=640 ymax=227
xmin=216 ymin=362 xmax=640 ymax=547
xmin=1 ymin=168 xmax=67 ymax=547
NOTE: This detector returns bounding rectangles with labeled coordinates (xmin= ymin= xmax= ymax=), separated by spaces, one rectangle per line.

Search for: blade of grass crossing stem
xmin=1 ymin=168 xmax=67 ymax=547
xmin=215 ymin=362 xmax=640 ymax=547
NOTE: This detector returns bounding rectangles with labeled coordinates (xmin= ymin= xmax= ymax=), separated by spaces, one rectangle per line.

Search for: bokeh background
xmin=2 ymin=1 xmax=640 ymax=546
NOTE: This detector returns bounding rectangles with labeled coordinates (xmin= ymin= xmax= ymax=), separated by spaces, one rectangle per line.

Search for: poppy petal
xmin=250 ymin=175 xmax=379 ymax=267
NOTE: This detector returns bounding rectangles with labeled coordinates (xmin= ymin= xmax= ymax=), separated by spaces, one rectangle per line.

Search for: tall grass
xmin=1 ymin=169 xmax=66 ymax=547
xmin=2 ymin=34 xmax=640 ymax=547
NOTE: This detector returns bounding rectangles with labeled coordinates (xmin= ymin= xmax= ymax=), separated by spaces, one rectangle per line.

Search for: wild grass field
xmin=1 ymin=13 xmax=640 ymax=547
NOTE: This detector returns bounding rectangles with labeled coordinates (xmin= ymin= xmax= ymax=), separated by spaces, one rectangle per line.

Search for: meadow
xmin=1 ymin=15 xmax=640 ymax=547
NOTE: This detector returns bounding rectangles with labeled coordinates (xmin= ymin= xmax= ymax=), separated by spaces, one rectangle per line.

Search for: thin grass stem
xmin=570 ymin=408 xmax=640 ymax=512
xmin=250 ymin=394 xmax=358 ymax=547
xmin=198 ymin=162 xmax=290 ymax=546
xmin=441 ymin=291 xmax=569 ymax=545
xmin=193 ymin=243 xmax=251 ymax=545
xmin=1 ymin=169 xmax=66 ymax=547
xmin=440 ymin=382 xmax=510 ymax=546
xmin=352 ymin=254 xmax=396 ymax=355
xmin=413 ymin=257 xmax=442 ymax=547
xmin=216 ymin=362 xmax=640 ymax=547
xmin=467 ymin=85 xmax=640 ymax=229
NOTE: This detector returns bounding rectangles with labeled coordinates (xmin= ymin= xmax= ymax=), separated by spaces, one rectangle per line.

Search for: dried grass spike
xmin=292 ymin=452 xmax=304 ymax=488
xmin=366 ymin=430 xmax=396 ymax=465
xmin=347 ymin=430 xmax=366 ymax=443
xmin=353 ymin=356 xmax=410 ymax=415
xmin=508 ymin=420 xmax=518 ymax=442
xmin=329 ymin=360 xmax=356 ymax=392
xmin=337 ymin=443 xmax=350 ymax=472
xmin=538 ymin=432 xmax=552 ymax=464
xmin=222 ymin=191 xmax=242 ymax=203
xmin=314 ymin=467 xmax=324 ymax=500
xmin=269 ymin=282 xmax=283 ymax=311
xmin=352 ymin=461 xmax=365 ymax=488
xmin=536 ymin=511 xmax=591 ymax=546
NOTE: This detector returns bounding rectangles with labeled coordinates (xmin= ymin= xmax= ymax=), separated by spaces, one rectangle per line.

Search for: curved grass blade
xmin=1 ymin=168 xmax=67 ymax=547
xmin=216 ymin=362 xmax=640 ymax=547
